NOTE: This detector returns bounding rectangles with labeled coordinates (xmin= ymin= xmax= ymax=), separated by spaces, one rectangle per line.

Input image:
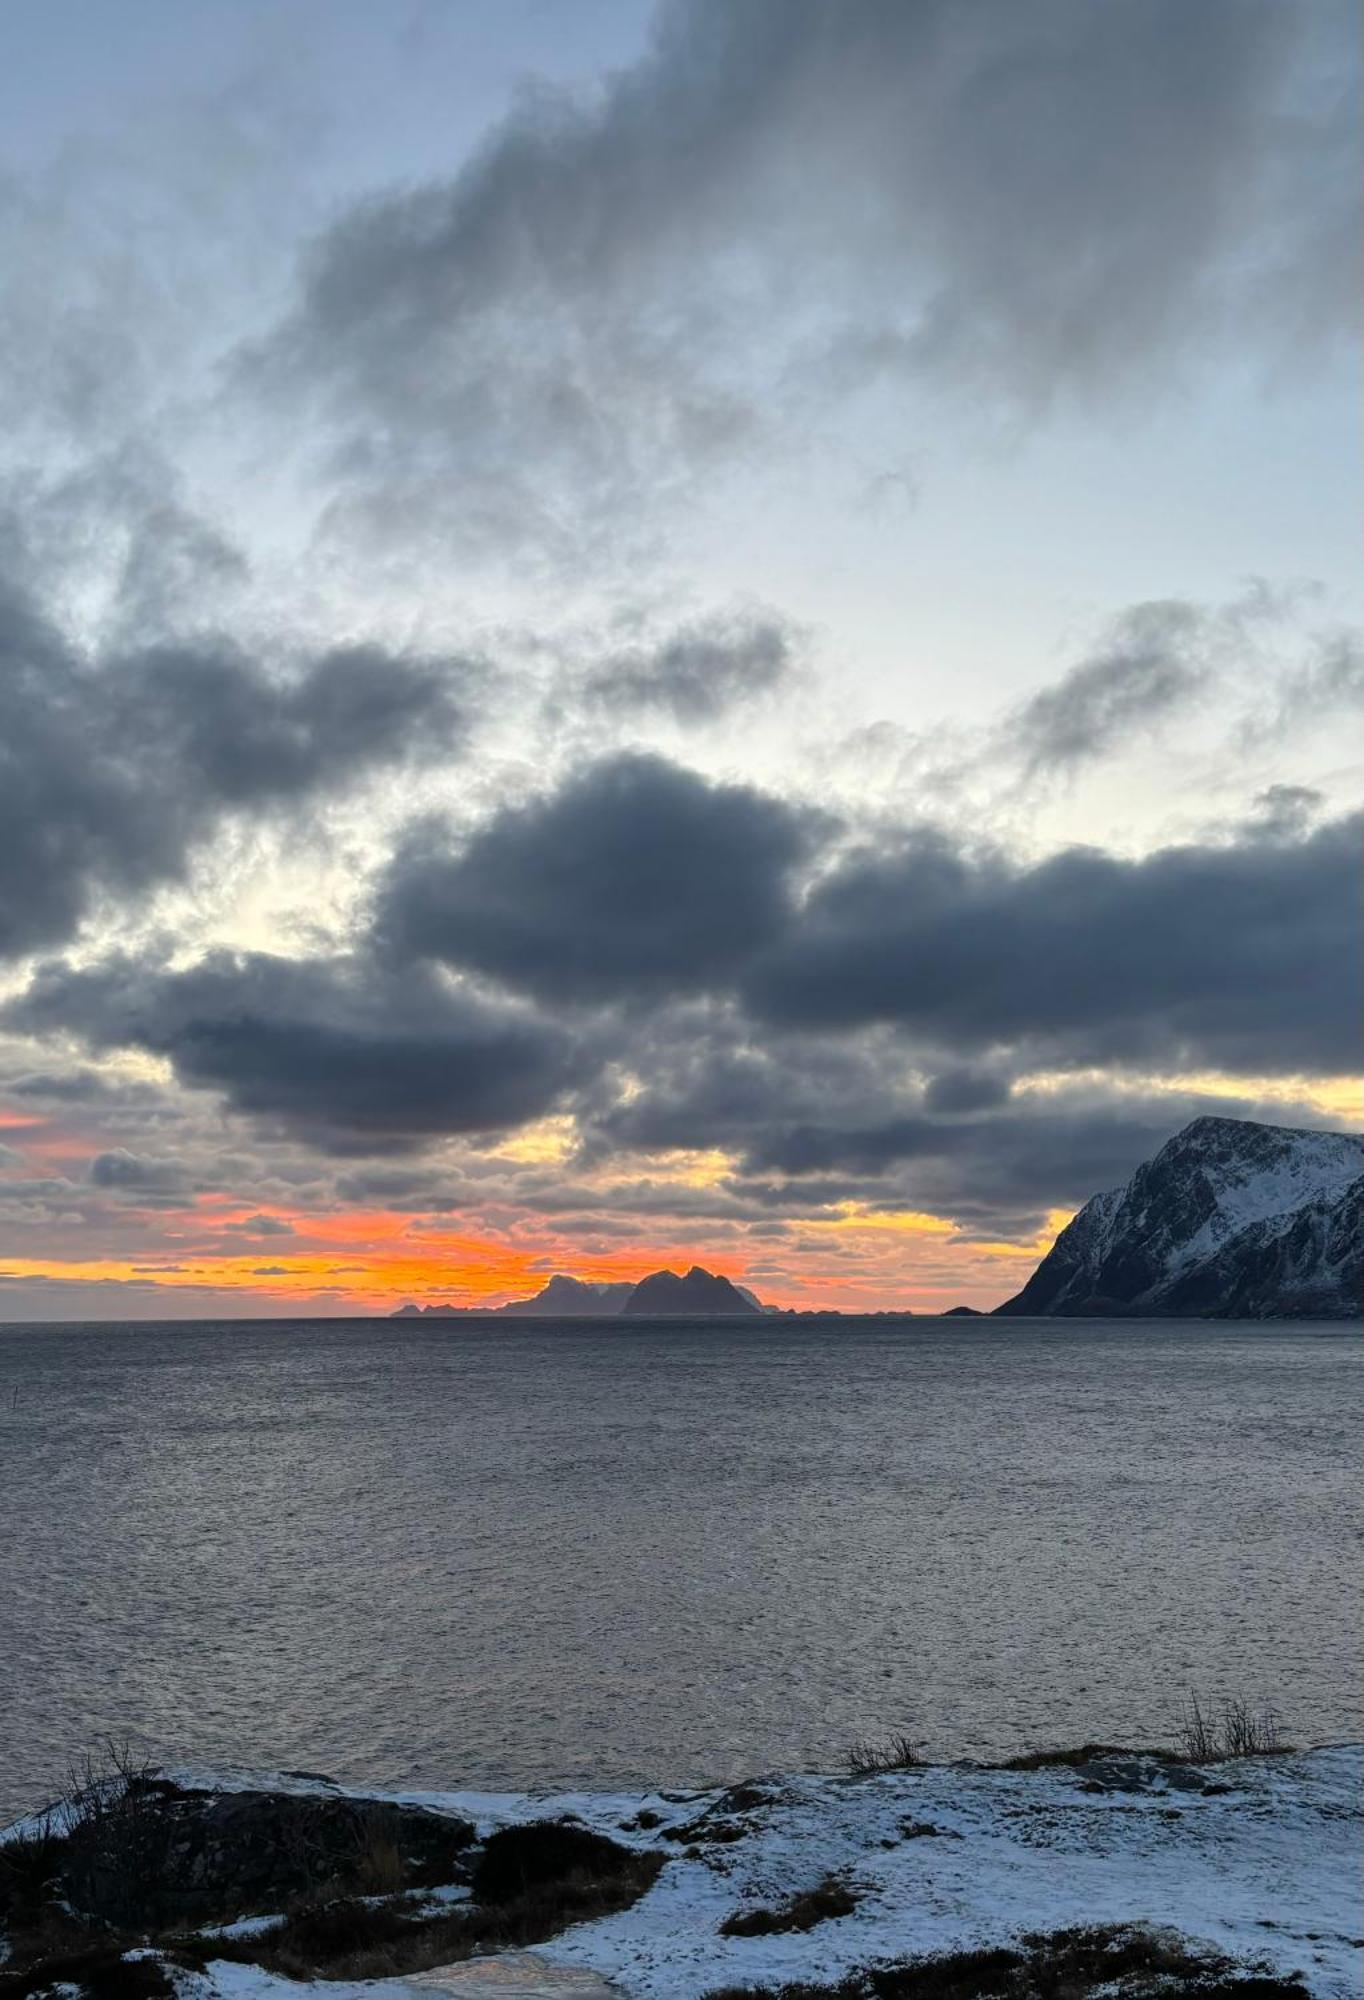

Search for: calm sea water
xmin=1 ymin=1315 xmax=1359 ymax=1822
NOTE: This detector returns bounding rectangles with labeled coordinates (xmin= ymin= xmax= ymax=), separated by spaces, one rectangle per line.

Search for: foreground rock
xmin=54 ymin=1780 xmax=476 ymax=1927
xmin=996 ymin=1115 xmax=1363 ymax=1317
xmin=0 ymin=1776 xmax=657 ymax=2000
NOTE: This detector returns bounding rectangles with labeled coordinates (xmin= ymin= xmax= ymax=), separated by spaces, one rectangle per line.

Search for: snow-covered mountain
xmin=996 ymin=1115 xmax=1363 ymax=1318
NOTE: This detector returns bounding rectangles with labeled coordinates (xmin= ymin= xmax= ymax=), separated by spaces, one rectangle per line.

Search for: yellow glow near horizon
xmin=806 ymin=1203 xmax=958 ymax=1238
xmin=961 ymin=1207 xmax=1077 ymax=1261
xmin=484 ymin=1115 xmax=579 ymax=1165
xmin=1016 ymin=1067 xmax=1362 ymax=1122
xmin=7 ymin=1064 xmax=1353 ymax=1316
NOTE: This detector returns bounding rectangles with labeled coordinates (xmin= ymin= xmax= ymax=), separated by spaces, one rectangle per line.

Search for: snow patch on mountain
xmin=997 ymin=1116 xmax=1363 ymax=1318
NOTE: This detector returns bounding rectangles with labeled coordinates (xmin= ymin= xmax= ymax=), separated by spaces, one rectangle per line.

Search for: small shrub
xmin=352 ymin=1830 xmax=404 ymax=1897
xmin=470 ymin=1820 xmax=642 ymax=1904
xmin=1177 ymin=1696 xmax=1287 ymax=1763
xmin=0 ymin=1820 xmax=65 ymax=1932
xmin=846 ymin=1733 xmax=924 ymax=1776
xmin=720 ymin=1876 xmax=859 ymax=1937
xmin=59 ymin=1739 xmax=173 ymax=1931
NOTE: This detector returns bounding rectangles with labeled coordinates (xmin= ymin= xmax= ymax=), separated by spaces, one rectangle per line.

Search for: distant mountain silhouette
xmin=500 ymin=1274 xmax=637 ymax=1316
xmin=619 ymin=1265 xmax=764 ymax=1316
xmin=391 ymin=1265 xmax=768 ymax=1319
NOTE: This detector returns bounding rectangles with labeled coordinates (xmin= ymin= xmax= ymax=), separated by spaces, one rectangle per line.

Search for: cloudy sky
xmin=1 ymin=0 xmax=1359 ymax=1318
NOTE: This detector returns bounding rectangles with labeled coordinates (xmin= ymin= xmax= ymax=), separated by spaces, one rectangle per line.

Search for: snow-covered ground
xmin=148 ymin=1747 xmax=1363 ymax=2000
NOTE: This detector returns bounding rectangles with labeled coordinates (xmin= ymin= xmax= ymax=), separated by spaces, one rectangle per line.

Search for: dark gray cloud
xmin=580 ymin=1013 xmax=899 ymax=1162
xmin=923 ymin=1067 xmax=1013 ymax=1115
xmin=376 ymin=751 xmax=823 ymax=1003
xmin=745 ymin=810 xmax=1361 ymax=1077
xmin=6 ymin=951 xmax=591 ymax=1153
xmin=8 ymin=756 xmax=1352 ymax=1197
xmin=1012 ymin=600 xmax=1211 ymax=772
xmin=265 ymin=0 xmax=1355 ymax=555
xmin=576 ymin=615 xmax=793 ymax=725
xmin=88 ymin=1149 xmax=193 ymax=1196
xmin=586 ymin=1006 xmax=1336 ymax=1231
xmin=332 ymin=1165 xmax=463 ymax=1207
xmin=220 ymin=1213 xmax=296 ymax=1238
xmin=0 ymin=555 xmax=476 ymax=961
xmin=1245 ymin=785 xmax=1325 ymax=842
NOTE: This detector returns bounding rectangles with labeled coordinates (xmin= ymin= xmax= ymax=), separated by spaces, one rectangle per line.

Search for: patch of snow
xmin=9 ymin=1752 xmax=1357 ymax=1999
xmin=1175 ymin=1127 xmax=1364 ymax=1270
xmin=184 ymin=1965 xmax=381 ymax=2000
xmin=198 ymin=1915 xmax=289 ymax=1942
xmin=175 ymin=1748 xmax=1361 ymax=2000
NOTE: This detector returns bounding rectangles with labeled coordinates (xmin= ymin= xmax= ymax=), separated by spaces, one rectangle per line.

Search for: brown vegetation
xmin=1177 ymin=1697 xmax=1288 ymax=1763
xmin=210 ymin=1840 xmax=664 ymax=1981
xmin=702 ymin=1921 xmax=1308 ymax=2000
xmin=845 ymin=1734 xmax=924 ymax=1777
xmin=720 ymin=1876 xmax=859 ymax=1937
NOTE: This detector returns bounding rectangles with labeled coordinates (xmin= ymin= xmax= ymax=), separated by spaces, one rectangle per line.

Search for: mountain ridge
xmin=392 ymin=1264 xmax=771 ymax=1319
xmin=618 ymin=1264 xmax=763 ymax=1316
xmin=996 ymin=1115 xmax=1363 ymax=1318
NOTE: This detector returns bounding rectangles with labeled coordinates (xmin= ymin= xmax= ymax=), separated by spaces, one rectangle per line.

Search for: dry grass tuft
xmin=207 ymin=1836 xmax=664 ymax=1982
xmin=720 ymin=1876 xmax=859 ymax=1937
xmin=846 ymin=1734 xmax=924 ymax=1777
xmin=1177 ymin=1697 xmax=1288 ymax=1763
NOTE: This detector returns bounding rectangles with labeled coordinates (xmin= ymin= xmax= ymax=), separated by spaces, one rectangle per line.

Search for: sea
xmin=1 ymin=1314 xmax=1359 ymax=1824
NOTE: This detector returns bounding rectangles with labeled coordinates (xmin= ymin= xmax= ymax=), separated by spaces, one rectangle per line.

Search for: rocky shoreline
xmin=2 ymin=1746 xmax=1359 ymax=2000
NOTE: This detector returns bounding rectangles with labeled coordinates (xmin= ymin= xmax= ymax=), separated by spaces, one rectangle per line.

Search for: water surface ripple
xmin=1 ymin=1316 xmax=1358 ymax=1821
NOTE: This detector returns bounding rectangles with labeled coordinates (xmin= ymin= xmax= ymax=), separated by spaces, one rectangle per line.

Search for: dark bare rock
xmin=55 ymin=1780 xmax=475 ymax=1927
xmin=470 ymin=1820 xmax=646 ymax=1903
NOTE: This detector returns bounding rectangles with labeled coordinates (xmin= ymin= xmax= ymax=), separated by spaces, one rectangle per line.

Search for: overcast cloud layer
xmin=267 ymin=0 xmax=1357 ymax=563
xmin=0 ymin=0 xmax=1358 ymax=1315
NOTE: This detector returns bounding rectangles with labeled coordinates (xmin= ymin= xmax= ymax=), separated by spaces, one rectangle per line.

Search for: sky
xmin=0 ymin=0 xmax=1359 ymax=1318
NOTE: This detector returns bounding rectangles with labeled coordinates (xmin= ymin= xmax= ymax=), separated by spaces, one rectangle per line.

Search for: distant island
xmin=393 ymin=1264 xmax=779 ymax=1319
xmin=391 ymin=1263 xmax=931 ymax=1320
xmin=996 ymin=1115 xmax=1363 ymax=1319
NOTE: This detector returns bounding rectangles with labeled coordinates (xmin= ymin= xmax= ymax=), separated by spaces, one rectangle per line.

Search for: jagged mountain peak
xmin=997 ymin=1115 xmax=1362 ymax=1319
xmin=392 ymin=1265 xmax=769 ymax=1319
xmin=621 ymin=1265 xmax=764 ymax=1316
